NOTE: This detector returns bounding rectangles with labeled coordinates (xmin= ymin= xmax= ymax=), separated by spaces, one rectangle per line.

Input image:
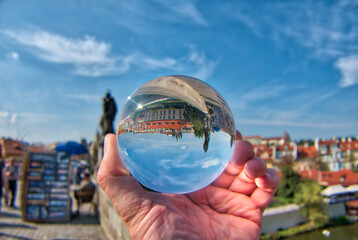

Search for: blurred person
xmin=4 ymin=158 xmax=19 ymax=208
xmin=74 ymin=162 xmax=86 ymax=185
xmin=97 ymin=132 xmax=280 ymax=240
xmin=74 ymin=171 xmax=95 ymax=215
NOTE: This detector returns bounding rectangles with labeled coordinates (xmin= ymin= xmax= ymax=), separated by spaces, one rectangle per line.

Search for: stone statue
xmin=100 ymin=91 xmax=117 ymax=138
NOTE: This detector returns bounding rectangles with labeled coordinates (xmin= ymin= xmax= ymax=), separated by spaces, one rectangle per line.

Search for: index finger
xmin=211 ymin=134 xmax=255 ymax=188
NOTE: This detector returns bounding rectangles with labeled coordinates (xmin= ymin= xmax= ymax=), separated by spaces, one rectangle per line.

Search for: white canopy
xmin=347 ymin=184 xmax=358 ymax=193
xmin=321 ymin=185 xmax=349 ymax=197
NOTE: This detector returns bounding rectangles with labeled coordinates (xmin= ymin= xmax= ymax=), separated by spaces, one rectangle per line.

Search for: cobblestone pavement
xmin=0 ymin=205 xmax=108 ymax=240
xmin=0 ymin=181 xmax=108 ymax=240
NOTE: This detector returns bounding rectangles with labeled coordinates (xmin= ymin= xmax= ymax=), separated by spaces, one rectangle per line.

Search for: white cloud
xmin=6 ymin=52 xmax=19 ymax=61
xmin=186 ymin=46 xmax=217 ymax=80
xmin=0 ymin=111 xmax=71 ymax=143
xmin=61 ymin=93 xmax=102 ymax=103
xmin=2 ymin=29 xmax=216 ymax=79
xmin=201 ymin=158 xmax=221 ymax=168
xmin=139 ymin=55 xmax=178 ymax=70
xmin=127 ymin=47 xmax=217 ymax=79
xmin=335 ymin=55 xmax=358 ymax=87
xmin=154 ymin=0 xmax=208 ymax=26
xmin=0 ymin=111 xmax=17 ymax=126
xmin=223 ymin=1 xmax=358 ymax=87
xmin=7 ymin=31 xmax=109 ymax=64
xmin=225 ymin=1 xmax=358 ymax=59
xmin=230 ymin=83 xmax=287 ymax=110
xmin=10 ymin=114 xmax=17 ymax=124
xmin=0 ymin=111 xmax=10 ymax=120
xmin=0 ymin=111 xmax=18 ymax=138
xmin=3 ymin=29 xmax=120 ymax=77
xmin=19 ymin=112 xmax=63 ymax=124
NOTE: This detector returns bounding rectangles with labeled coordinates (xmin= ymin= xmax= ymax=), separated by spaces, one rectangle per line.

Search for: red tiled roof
xmin=297 ymin=146 xmax=318 ymax=159
xmin=319 ymin=139 xmax=338 ymax=146
xmin=253 ymin=144 xmax=273 ymax=161
xmin=276 ymin=143 xmax=295 ymax=151
xmin=340 ymin=140 xmax=358 ymax=151
xmin=301 ymin=169 xmax=319 ymax=180
xmin=301 ymin=169 xmax=358 ymax=186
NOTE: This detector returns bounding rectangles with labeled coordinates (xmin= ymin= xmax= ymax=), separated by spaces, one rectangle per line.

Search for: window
xmin=340 ymin=174 xmax=346 ymax=182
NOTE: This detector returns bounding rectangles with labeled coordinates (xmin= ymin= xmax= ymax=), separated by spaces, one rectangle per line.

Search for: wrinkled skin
xmin=97 ymin=131 xmax=280 ymax=240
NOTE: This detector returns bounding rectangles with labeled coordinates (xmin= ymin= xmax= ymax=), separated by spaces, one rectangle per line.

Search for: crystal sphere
xmin=117 ymin=75 xmax=236 ymax=194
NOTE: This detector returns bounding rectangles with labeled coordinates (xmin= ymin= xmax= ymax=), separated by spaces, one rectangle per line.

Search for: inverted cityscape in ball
xmin=117 ymin=75 xmax=236 ymax=194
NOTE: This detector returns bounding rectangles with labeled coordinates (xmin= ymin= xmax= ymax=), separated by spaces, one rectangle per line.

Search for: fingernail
xmin=104 ymin=135 xmax=110 ymax=156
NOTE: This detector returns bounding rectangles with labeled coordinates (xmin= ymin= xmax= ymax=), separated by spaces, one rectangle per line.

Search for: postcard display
xmin=22 ymin=152 xmax=71 ymax=222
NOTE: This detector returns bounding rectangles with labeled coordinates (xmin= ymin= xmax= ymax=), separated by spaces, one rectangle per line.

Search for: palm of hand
xmin=103 ymin=177 xmax=261 ymax=240
xmin=98 ymin=134 xmax=279 ymax=240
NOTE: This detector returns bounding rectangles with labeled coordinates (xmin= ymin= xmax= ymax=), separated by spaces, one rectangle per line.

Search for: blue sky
xmin=0 ymin=0 xmax=357 ymax=143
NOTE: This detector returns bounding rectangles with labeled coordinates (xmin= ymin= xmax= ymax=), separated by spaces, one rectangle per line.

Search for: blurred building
xmin=245 ymin=132 xmax=358 ymax=172
xmin=0 ymin=138 xmax=25 ymax=160
xmin=244 ymin=132 xmax=297 ymax=166
xmin=301 ymin=169 xmax=358 ymax=187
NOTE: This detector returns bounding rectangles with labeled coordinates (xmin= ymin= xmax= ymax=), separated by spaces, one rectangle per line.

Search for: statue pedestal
xmin=96 ymin=142 xmax=103 ymax=177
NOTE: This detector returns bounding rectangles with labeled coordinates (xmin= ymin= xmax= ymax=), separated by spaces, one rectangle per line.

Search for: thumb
xmin=97 ymin=134 xmax=129 ymax=189
xmin=97 ymin=134 xmax=149 ymax=213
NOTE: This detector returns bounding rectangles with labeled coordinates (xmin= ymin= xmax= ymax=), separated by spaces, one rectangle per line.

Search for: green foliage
xmin=260 ymin=221 xmax=317 ymax=240
xmin=276 ymin=165 xmax=301 ymax=199
xmin=268 ymin=196 xmax=293 ymax=208
xmin=183 ymin=106 xmax=205 ymax=139
xmin=330 ymin=215 xmax=351 ymax=225
xmin=294 ymin=180 xmax=329 ymax=227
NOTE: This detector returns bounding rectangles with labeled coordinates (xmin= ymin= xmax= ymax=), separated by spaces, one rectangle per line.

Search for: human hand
xmin=97 ymin=132 xmax=280 ymax=240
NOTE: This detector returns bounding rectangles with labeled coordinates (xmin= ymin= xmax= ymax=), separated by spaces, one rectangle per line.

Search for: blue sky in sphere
xmin=0 ymin=0 xmax=357 ymax=143
xmin=118 ymin=132 xmax=233 ymax=193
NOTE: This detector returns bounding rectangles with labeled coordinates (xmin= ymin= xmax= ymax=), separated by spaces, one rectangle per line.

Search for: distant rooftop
xmin=263 ymin=204 xmax=300 ymax=217
xmin=321 ymin=184 xmax=358 ymax=197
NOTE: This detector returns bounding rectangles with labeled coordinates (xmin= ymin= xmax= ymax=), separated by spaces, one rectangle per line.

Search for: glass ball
xmin=117 ymin=75 xmax=236 ymax=194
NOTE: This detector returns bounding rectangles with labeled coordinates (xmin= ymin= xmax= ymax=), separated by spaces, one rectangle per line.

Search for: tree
xmin=294 ymin=180 xmax=328 ymax=227
xmin=276 ymin=165 xmax=301 ymax=199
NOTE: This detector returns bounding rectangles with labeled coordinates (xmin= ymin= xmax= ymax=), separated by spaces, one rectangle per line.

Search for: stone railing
xmin=97 ymin=187 xmax=131 ymax=240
